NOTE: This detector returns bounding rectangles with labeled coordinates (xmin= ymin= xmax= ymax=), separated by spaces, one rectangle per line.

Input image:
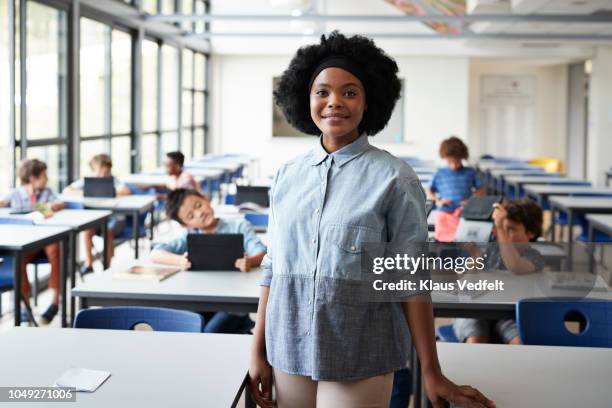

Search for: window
xmin=0 ymin=0 xmax=10 ymax=191
xmin=79 ymin=17 xmax=132 ymax=177
xmin=141 ymin=38 xmax=159 ymax=168
xmin=143 ymin=0 xmax=158 ymax=15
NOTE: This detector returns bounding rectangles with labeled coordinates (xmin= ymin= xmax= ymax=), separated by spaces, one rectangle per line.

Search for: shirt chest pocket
xmin=325 ymin=224 xmax=382 ymax=279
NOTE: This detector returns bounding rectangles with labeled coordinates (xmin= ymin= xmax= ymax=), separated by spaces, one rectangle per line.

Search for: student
xmin=164 ymin=151 xmax=202 ymax=193
xmin=63 ymin=154 xmax=130 ymax=274
xmin=0 ymin=159 xmax=65 ymax=324
xmin=427 ymin=136 xmax=484 ymax=242
xmin=248 ymin=32 xmax=493 ymax=408
xmin=150 ymin=188 xmax=266 ymax=333
xmin=454 ymin=198 xmax=545 ymax=344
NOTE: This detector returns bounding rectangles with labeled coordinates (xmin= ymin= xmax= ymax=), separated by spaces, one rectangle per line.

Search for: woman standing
xmin=249 ymin=32 xmax=494 ymax=408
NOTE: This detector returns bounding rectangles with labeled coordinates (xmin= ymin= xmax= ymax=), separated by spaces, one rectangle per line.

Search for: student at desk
xmin=454 ymin=199 xmax=545 ymax=344
xmin=164 ymin=151 xmax=202 ymax=193
xmin=150 ymin=188 xmax=266 ymax=333
xmin=63 ymin=154 xmax=130 ymax=274
xmin=0 ymin=159 xmax=65 ymax=324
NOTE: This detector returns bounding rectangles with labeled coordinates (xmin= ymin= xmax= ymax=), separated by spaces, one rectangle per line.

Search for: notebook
xmin=113 ymin=265 xmax=180 ymax=282
xmin=54 ymin=368 xmax=111 ymax=392
xmin=187 ymin=233 xmax=244 ymax=271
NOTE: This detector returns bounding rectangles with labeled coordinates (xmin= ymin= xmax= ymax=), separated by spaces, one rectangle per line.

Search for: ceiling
xmin=148 ymin=0 xmax=612 ymax=58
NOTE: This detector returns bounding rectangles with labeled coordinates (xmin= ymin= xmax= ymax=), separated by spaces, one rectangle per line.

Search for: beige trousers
xmin=273 ymin=369 xmax=394 ymax=408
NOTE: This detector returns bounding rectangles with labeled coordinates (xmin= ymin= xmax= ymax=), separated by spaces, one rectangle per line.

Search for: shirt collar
xmin=309 ymin=133 xmax=370 ymax=168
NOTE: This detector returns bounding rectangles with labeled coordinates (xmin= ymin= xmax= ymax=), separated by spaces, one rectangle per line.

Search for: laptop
xmin=84 ymin=177 xmax=116 ymax=198
xmin=235 ymin=186 xmax=270 ymax=208
xmin=187 ymin=234 xmax=244 ymax=271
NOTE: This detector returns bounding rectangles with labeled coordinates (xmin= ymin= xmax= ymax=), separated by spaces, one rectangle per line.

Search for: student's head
xmin=89 ymin=154 xmax=113 ymax=177
xmin=165 ymin=151 xmax=185 ymax=176
xmin=274 ymin=31 xmax=401 ymax=141
xmin=18 ymin=159 xmax=48 ymax=189
xmin=165 ymin=188 xmax=215 ymax=229
xmin=501 ymin=199 xmax=543 ymax=242
xmin=439 ymin=136 xmax=469 ymax=171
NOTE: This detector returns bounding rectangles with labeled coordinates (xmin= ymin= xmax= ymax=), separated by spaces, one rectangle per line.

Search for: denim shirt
xmin=262 ymin=134 xmax=428 ymax=381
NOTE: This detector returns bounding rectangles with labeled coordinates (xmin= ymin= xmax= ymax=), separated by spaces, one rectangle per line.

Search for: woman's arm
xmin=402 ymin=296 xmax=494 ymax=408
xmin=249 ymin=286 xmax=274 ymax=408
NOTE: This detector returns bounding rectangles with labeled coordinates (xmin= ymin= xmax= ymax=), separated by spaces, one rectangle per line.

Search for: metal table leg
xmin=60 ymin=239 xmax=67 ymax=328
xmin=133 ymin=210 xmax=139 ymax=259
xmin=13 ymin=251 xmax=22 ymax=326
xmin=588 ymin=223 xmax=595 ymax=273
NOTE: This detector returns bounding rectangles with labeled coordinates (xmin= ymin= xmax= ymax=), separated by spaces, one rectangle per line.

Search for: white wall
xmin=587 ymin=46 xmax=612 ymax=186
xmin=210 ymin=54 xmax=469 ymax=177
xmin=468 ymin=58 xmax=568 ymax=161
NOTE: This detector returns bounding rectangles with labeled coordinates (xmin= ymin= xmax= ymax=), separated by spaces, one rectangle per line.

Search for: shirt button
xmin=308 ymin=300 xmax=312 ymax=305
xmin=306 ymin=331 xmax=311 ymax=335
xmin=315 ymin=208 xmax=320 ymax=214
xmin=350 ymin=245 xmax=356 ymax=251
xmin=312 ymin=238 xmax=316 ymax=244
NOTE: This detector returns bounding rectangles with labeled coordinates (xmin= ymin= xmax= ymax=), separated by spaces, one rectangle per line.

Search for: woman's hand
xmin=424 ymin=372 xmax=495 ymax=408
xmin=248 ymin=352 xmax=274 ymax=408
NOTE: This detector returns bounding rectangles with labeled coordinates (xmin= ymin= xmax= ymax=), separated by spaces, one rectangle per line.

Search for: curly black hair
xmin=274 ymin=31 xmax=401 ymax=136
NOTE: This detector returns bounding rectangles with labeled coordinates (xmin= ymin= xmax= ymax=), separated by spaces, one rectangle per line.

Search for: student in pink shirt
xmin=164 ymin=151 xmax=202 ymax=194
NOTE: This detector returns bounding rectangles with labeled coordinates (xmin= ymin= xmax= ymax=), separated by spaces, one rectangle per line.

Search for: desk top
xmin=60 ymin=195 xmax=156 ymax=212
xmin=121 ymin=173 xmax=204 ymax=186
xmin=504 ymin=176 xmax=587 ymax=185
xmin=37 ymin=209 xmax=112 ymax=231
xmin=150 ymin=168 xmax=225 ymax=179
xmin=73 ymin=266 xmax=261 ymax=304
xmin=586 ymin=214 xmax=612 ymax=234
xmin=0 ymin=225 xmax=71 ymax=251
xmin=438 ymin=342 xmax=612 ymax=408
xmin=524 ymin=185 xmax=610 ymax=196
xmin=186 ymin=161 xmax=241 ymax=172
xmin=489 ymin=168 xmax=546 ymax=177
xmin=0 ymin=327 xmax=250 ymax=408
xmin=549 ymin=196 xmax=612 ymax=211
xmin=480 ymin=163 xmax=540 ymax=172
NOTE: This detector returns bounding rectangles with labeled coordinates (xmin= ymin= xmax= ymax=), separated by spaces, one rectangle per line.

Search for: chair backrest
xmin=517 ymin=297 xmax=612 ymax=347
xmin=454 ymin=219 xmax=494 ymax=242
xmin=73 ymin=306 xmax=204 ymax=333
xmin=0 ymin=217 xmax=35 ymax=225
xmin=244 ymin=212 xmax=269 ymax=227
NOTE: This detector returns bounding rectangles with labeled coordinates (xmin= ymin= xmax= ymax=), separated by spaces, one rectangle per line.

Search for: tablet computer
xmin=84 ymin=177 xmax=116 ymax=198
xmin=187 ymin=233 xmax=244 ymax=271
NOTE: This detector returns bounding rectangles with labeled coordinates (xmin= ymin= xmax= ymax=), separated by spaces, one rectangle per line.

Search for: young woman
xmin=248 ymin=32 xmax=494 ymax=408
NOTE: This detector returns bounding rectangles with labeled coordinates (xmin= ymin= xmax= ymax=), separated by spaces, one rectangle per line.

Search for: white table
xmin=504 ymin=176 xmax=591 ymax=199
xmin=59 ymin=195 xmax=156 ymax=259
xmin=0 ymin=225 xmax=72 ymax=326
xmin=487 ymin=169 xmax=547 ymax=194
xmin=523 ymin=185 xmax=611 ymax=208
xmin=586 ymin=214 xmax=612 ymax=272
xmin=549 ymin=196 xmax=612 ymax=267
xmin=73 ymin=266 xmax=261 ymax=313
xmin=0 ymin=327 xmax=251 ymax=408
xmin=438 ymin=342 xmax=612 ymax=408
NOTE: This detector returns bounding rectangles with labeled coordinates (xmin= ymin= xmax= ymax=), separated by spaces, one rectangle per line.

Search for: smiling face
xmin=177 ymin=194 xmax=216 ymax=230
xmin=310 ymin=67 xmax=367 ymax=142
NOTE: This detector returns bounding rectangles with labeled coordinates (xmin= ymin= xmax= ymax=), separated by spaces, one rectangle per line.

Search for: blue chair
xmin=224 ymin=194 xmax=235 ymax=205
xmin=0 ymin=217 xmax=49 ymax=306
xmin=0 ymin=257 xmax=14 ymax=317
xmin=517 ymin=297 xmax=612 ymax=347
xmin=74 ymin=306 xmax=204 ymax=333
xmin=436 ymin=324 xmax=459 ymax=343
xmin=244 ymin=213 xmax=268 ymax=228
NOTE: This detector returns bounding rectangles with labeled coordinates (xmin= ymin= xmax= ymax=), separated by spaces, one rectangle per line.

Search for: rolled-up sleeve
xmin=260 ymin=172 xmax=279 ymax=287
xmin=238 ymin=220 xmax=267 ymax=256
xmin=386 ymin=177 xmax=428 ymax=243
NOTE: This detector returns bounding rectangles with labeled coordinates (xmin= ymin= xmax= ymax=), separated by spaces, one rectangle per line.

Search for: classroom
xmin=1 ymin=0 xmax=612 ymax=407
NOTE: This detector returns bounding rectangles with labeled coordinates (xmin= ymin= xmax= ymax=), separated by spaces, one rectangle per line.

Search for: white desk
xmin=487 ymin=169 xmax=547 ymax=194
xmin=0 ymin=327 xmax=251 ymax=408
xmin=60 ymin=195 xmax=156 ymax=259
xmin=524 ymin=185 xmax=611 ymax=208
xmin=586 ymin=214 xmax=612 ymax=272
xmin=438 ymin=342 xmax=612 ymax=408
xmin=73 ymin=266 xmax=261 ymax=313
xmin=0 ymin=225 xmax=72 ymax=326
xmin=504 ymin=176 xmax=590 ymax=198
xmin=549 ymin=196 xmax=612 ymax=267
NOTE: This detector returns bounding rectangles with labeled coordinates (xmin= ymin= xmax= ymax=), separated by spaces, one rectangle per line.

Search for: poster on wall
xmin=479 ymin=75 xmax=536 ymax=158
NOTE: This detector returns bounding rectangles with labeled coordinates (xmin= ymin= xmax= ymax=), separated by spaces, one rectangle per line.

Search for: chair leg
xmin=32 ymin=265 xmax=38 ymax=307
xmin=21 ymin=297 xmax=38 ymax=327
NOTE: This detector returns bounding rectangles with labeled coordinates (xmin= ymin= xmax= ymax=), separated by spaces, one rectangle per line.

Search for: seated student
xmin=0 ymin=159 xmax=65 ymax=324
xmin=150 ymin=188 xmax=266 ymax=333
xmin=63 ymin=154 xmax=130 ymax=274
xmin=164 ymin=151 xmax=202 ymax=193
xmin=453 ymin=198 xmax=545 ymax=344
xmin=427 ymin=136 xmax=484 ymax=242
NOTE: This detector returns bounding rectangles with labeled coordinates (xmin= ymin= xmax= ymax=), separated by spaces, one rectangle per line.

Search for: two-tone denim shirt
xmin=261 ymin=133 xmax=428 ymax=381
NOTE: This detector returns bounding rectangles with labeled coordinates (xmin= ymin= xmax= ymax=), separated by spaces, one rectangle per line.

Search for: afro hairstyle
xmin=274 ymin=31 xmax=401 ymax=136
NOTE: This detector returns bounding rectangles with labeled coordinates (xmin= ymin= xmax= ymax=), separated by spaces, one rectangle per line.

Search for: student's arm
xmin=116 ymin=183 xmax=131 ymax=196
xmin=62 ymin=186 xmax=83 ymax=197
xmin=150 ymin=249 xmax=191 ymax=270
xmin=0 ymin=199 xmax=7 ymax=208
xmin=235 ymin=219 xmax=268 ymax=272
xmin=235 ymin=251 xmax=266 ymax=273
xmin=492 ymin=204 xmax=538 ymax=275
xmin=248 ymin=286 xmax=273 ymax=408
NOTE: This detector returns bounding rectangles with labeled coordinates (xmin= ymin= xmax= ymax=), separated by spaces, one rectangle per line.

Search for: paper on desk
xmin=54 ymin=368 xmax=111 ymax=392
